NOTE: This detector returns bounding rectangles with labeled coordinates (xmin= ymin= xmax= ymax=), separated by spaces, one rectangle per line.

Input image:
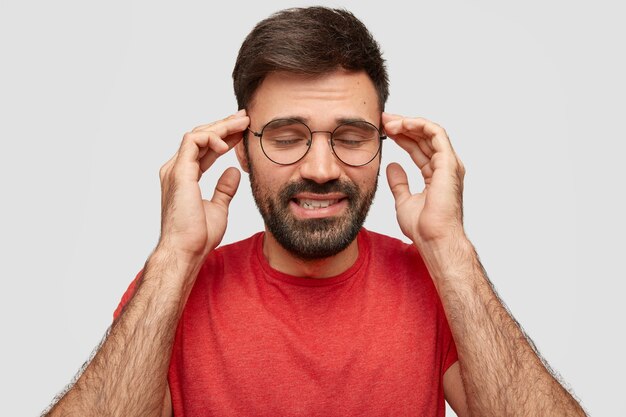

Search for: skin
xmin=236 ymin=70 xmax=381 ymax=278
xmin=383 ymin=112 xmax=587 ymax=416
xmin=45 ymin=69 xmax=587 ymax=417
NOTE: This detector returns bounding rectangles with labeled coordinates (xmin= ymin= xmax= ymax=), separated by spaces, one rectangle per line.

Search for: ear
xmin=235 ymin=140 xmax=250 ymax=173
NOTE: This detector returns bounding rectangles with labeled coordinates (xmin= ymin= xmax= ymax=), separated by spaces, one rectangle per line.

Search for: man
xmin=46 ymin=7 xmax=586 ymax=417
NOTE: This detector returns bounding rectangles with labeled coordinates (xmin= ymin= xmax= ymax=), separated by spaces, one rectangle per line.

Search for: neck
xmin=262 ymin=231 xmax=359 ymax=279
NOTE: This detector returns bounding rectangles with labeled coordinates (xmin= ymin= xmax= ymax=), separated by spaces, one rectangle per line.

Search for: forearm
xmin=421 ymin=237 xmax=586 ymax=417
xmin=47 ymin=249 xmax=198 ymax=417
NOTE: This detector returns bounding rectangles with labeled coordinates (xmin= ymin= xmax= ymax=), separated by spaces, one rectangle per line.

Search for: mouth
xmin=295 ymin=198 xmax=341 ymax=210
xmin=289 ymin=194 xmax=348 ymax=218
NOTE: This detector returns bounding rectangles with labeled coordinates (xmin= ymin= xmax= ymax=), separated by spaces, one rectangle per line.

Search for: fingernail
xmin=234 ymin=109 xmax=246 ymax=117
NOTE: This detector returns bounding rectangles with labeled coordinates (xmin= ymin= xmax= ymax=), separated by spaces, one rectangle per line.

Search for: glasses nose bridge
xmin=307 ymin=129 xmax=334 ymax=148
xmin=303 ymin=129 xmax=338 ymax=167
xmin=300 ymin=129 xmax=342 ymax=182
xmin=309 ymin=129 xmax=333 ymax=139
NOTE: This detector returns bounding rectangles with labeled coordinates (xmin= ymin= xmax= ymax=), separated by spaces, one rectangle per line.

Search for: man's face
xmin=238 ymin=70 xmax=381 ymax=260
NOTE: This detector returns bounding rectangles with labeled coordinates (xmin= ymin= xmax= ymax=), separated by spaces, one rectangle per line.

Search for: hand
xmin=383 ymin=113 xmax=466 ymax=248
xmin=157 ymin=110 xmax=250 ymax=265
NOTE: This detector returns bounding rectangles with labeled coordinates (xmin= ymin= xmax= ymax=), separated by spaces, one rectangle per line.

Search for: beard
xmin=249 ymin=169 xmax=378 ymax=260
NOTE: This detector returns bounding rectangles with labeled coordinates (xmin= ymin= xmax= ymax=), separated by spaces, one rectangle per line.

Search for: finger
xmin=187 ymin=113 xmax=249 ymax=162
xmin=384 ymin=117 xmax=433 ymax=139
xmin=391 ymin=130 xmax=435 ymax=159
xmin=384 ymin=117 xmax=435 ymax=155
xmin=171 ymin=115 xmax=249 ymax=184
xmin=198 ymin=115 xmax=249 ymax=162
xmin=192 ymin=109 xmax=247 ymax=132
xmin=386 ymin=163 xmax=412 ymax=206
xmin=222 ymin=126 xmax=247 ymax=149
xmin=384 ymin=116 xmax=429 ymax=133
xmin=210 ymin=167 xmax=241 ymax=211
xmin=178 ymin=114 xmax=248 ymax=162
xmin=392 ymin=135 xmax=431 ymax=170
xmin=199 ymin=133 xmax=244 ymax=172
xmin=167 ymin=132 xmax=228 ymax=185
xmin=177 ymin=130 xmax=229 ymax=167
xmin=192 ymin=114 xmax=249 ymax=139
xmin=382 ymin=112 xmax=404 ymax=125
xmin=400 ymin=118 xmax=453 ymax=155
xmin=196 ymin=127 xmax=245 ymax=160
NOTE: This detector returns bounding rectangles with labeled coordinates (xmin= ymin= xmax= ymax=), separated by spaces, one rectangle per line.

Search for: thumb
xmin=386 ymin=163 xmax=411 ymax=206
xmin=210 ymin=167 xmax=241 ymax=210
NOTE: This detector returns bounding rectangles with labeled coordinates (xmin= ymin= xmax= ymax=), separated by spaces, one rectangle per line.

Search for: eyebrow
xmin=268 ymin=115 xmax=371 ymax=125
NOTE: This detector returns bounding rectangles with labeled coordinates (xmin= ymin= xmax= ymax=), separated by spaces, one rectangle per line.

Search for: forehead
xmin=247 ymin=70 xmax=380 ymax=127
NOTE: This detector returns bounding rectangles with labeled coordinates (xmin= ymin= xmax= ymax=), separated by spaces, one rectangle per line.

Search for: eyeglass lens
xmin=260 ymin=119 xmax=381 ymax=166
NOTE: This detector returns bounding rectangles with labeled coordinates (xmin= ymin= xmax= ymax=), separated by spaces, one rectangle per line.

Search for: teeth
xmin=299 ymin=199 xmax=339 ymax=209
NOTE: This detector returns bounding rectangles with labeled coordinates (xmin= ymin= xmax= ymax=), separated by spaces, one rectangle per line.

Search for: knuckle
xmin=206 ymin=131 xmax=217 ymax=142
xmin=431 ymin=153 xmax=444 ymax=164
xmin=182 ymin=132 xmax=194 ymax=142
xmin=422 ymin=119 xmax=446 ymax=136
xmin=432 ymin=124 xmax=446 ymax=136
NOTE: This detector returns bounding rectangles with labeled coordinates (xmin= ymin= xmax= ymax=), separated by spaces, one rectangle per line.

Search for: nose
xmin=298 ymin=131 xmax=342 ymax=184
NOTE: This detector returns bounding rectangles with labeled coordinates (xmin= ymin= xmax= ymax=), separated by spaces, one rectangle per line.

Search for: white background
xmin=1 ymin=1 xmax=624 ymax=415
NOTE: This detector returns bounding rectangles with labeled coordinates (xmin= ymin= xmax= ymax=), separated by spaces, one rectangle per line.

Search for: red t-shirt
xmin=115 ymin=229 xmax=458 ymax=416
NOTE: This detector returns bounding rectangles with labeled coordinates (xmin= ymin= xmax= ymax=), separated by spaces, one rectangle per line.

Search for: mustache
xmin=279 ymin=179 xmax=359 ymax=201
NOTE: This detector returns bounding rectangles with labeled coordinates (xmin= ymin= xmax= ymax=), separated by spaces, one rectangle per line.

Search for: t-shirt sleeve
xmin=112 ymin=270 xmax=143 ymax=321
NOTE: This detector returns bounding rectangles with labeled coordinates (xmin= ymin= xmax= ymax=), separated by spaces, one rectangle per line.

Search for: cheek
xmin=250 ymin=160 xmax=295 ymax=196
xmin=348 ymin=164 xmax=380 ymax=189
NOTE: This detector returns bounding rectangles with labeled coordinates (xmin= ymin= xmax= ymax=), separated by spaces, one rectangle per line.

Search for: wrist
xmin=153 ymin=236 xmax=208 ymax=271
xmin=416 ymin=233 xmax=478 ymax=285
xmin=144 ymin=245 xmax=205 ymax=295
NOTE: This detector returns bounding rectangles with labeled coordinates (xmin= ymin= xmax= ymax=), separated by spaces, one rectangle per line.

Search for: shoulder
xmin=363 ymin=229 xmax=410 ymax=248
xmin=196 ymin=232 xmax=263 ymax=277
xmin=362 ymin=229 xmax=433 ymax=289
xmin=362 ymin=229 xmax=422 ymax=263
xmin=189 ymin=233 xmax=263 ymax=300
xmin=213 ymin=232 xmax=262 ymax=257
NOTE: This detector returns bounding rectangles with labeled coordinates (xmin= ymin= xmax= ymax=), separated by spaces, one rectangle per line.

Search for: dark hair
xmin=232 ymin=7 xmax=389 ymax=111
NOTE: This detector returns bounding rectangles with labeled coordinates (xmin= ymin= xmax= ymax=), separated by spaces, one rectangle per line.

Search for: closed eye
xmin=267 ymin=137 xmax=308 ymax=148
xmin=333 ymin=137 xmax=372 ymax=148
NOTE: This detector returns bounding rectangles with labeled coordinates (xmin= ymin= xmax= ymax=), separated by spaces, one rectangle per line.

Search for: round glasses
xmin=248 ymin=118 xmax=386 ymax=167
